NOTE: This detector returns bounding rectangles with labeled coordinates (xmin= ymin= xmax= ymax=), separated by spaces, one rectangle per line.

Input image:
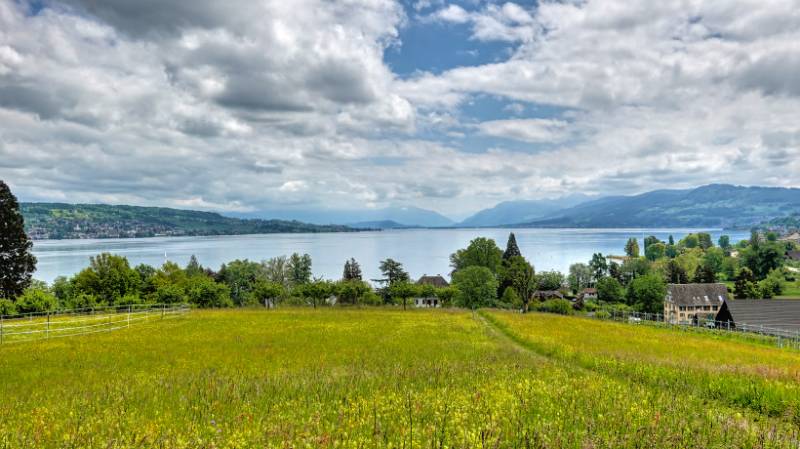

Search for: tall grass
xmin=483 ymin=310 xmax=800 ymax=424
xmin=0 ymin=308 xmax=798 ymax=448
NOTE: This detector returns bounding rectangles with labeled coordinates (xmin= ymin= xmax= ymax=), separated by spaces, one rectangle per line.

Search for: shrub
xmin=499 ymin=287 xmax=521 ymax=309
xmin=150 ymin=283 xmax=188 ymax=304
xmin=16 ymin=287 xmax=58 ymax=313
xmin=596 ymin=277 xmax=625 ymax=303
xmin=0 ymin=299 xmax=17 ymax=316
xmin=594 ymin=310 xmax=611 ymax=319
xmin=186 ymin=277 xmax=233 ymax=308
xmin=68 ymin=292 xmax=101 ymax=310
xmin=360 ymin=290 xmax=383 ymax=306
xmin=536 ymin=299 xmax=573 ymax=315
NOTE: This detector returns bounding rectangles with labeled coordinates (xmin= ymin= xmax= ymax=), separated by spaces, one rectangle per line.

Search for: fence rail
xmin=594 ymin=309 xmax=800 ymax=350
xmin=0 ymin=304 xmax=190 ymax=344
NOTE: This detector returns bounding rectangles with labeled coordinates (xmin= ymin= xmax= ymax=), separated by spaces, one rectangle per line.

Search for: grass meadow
xmin=1 ymin=308 xmax=799 ymax=448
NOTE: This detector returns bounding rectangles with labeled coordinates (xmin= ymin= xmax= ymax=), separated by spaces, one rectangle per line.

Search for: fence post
xmin=1 ymin=316 xmax=3 ymax=344
xmin=127 ymin=305 xmax=131 ymax=328
xmin=162 ymin=304 xmax=166 ymax=319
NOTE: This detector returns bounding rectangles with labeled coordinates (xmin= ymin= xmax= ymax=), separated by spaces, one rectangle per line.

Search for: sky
xmin=1 ymin=0 xmax=799 ymax=220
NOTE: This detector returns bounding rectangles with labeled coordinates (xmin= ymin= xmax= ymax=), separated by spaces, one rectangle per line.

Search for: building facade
xmin=664 ymin=283 xmax=729 ymax=325
xmin=414 ymin=275 xmax=449 ymax=308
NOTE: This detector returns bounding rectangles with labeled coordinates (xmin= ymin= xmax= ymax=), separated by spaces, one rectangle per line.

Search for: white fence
xmin=595 ymin=309 xmax=800 ymax=350
xmin=0 ymin=303 xmax=190 ymax=344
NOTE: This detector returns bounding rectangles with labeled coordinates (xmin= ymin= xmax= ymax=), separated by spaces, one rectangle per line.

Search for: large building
xmin=664 ymin=283 xmax=729 ymax=324
xmin=715 ymin=299 xmax=800 ymax=336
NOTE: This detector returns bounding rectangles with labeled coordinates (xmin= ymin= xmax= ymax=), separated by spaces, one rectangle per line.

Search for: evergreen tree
xmin=342 ymin=257 xmax=362 ymax=281
xmin=624 ymin=238 xmax=640 ymax=258
xmin=502 ymin=232 xmax=522 ymax=260
xmin=377 ymin=258 xmax=409 ymax=286
xmin=0 ymin=180 xmax=37 ymax=300
xmin=185 ymin=255 xmax=203 ymax=277
xmin=734 ymin=267 xmax=758 ymax=299
xmin=589 ymin=253 xmax=608 ymax=281
xmin=665 ymin=259 xmax=689 ymax=284
xmin=643 ymin=235 xmax=660 ymax=253
xmin=668 ymin=235 xmax=675 ymax=245
xmin=288 ymin=253 xmax=313 ymax=285
xmin=693 ymin=262 xmax=717 ymax=284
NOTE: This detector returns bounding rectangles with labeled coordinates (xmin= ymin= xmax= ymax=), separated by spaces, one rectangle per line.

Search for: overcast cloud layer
xmin=1 ymin=0 xmax=799 ymax=217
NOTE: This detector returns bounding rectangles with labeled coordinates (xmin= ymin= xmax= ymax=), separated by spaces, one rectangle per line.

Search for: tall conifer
xmin=0 ymin=180 xmax=37 ymax=300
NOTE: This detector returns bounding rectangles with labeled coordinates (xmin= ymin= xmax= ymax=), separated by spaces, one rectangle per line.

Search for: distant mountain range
xmin=458 ymin=194 xmax=591 ymax=227
xmin=517 ymin=184 xmax=800 ymax=229
xmin=229 ymin=206 xmax=454 ymax=228
xmin=21 ymin=203 xmax=358 ymax=240
xmin=20 ymin=184 xmax=800 ymax=239
xmin=348 ymin=220 xmax=419 ymax=229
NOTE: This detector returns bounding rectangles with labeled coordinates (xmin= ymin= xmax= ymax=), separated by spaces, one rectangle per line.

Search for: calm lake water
xmin=31 ymin=228 xmax=750 ymax=284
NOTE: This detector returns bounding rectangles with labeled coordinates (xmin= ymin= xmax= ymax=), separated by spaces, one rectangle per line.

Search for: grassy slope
xmin=484 ymin=310 xmax=800 ymax=421
xmin=0 ymin=309 xmax=798 ymax=448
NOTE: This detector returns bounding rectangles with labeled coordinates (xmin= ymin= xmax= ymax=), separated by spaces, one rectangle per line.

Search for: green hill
xmin=21 ymin=203 xmax=358 ymax=239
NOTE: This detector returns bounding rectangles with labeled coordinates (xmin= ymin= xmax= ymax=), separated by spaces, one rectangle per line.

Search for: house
xmin=414 ymin=274 xmax=449 ymax=308
xmin=779 ymin=232 xmax=800 ymax=244
xmin=715 ymin=299 xmax=800 ymax=336
xmin=787 ymin=250 xmax=800 ymax=262
xmin=580 ymin=288 xmax=597 ymax=300
xmin=664 ymin=283 xmax=728 ymax=325
xmin=533 ymin=290 xmax=564 ymax=301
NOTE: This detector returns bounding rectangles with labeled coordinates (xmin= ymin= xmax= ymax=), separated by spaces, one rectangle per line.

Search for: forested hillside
xmin=21 ymin=203 xmax=358 ymax=239
xmin=522 ymin=184 xmax=800 ymax=228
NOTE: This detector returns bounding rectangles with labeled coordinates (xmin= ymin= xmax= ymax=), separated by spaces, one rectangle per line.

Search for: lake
xmin=30 ymin=228 xmax=750 ymax=284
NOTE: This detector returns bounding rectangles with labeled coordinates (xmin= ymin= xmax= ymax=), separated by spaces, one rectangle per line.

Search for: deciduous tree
xmin=450 ymin=237 xmax=503 ymax=275
xmin=452 ymin=266 xmax=497 ymax=309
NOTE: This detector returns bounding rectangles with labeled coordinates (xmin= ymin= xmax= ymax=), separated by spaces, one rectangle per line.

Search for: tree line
xmin=2 ymin=180 xmax=798 ymax=317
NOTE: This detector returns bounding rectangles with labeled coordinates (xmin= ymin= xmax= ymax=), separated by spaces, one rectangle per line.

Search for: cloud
xmin=1 ymin=0 xmax=800 ymax=217
xmin=477 ymin=118 xmax=569 ymax=143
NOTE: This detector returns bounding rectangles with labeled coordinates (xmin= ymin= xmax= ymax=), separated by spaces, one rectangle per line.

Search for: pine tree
xmin=502 ymin=233 xmax=521 ymax=260
xmin=734 ymin=267 xmax=758 ymax=299
xmin=342 ymin=257 xmax=362 ymax=281
xmin=185 ymin=255 xmax=203 ymax=277
xmin=624 ymin=238 xmax=640 ymax=258
xmin=693 ymin=262 xmax=717 ymax=284
xmin=665 ymin=260 xmax=688 ymax=284
xmin=0 ymin=180 xmax=37 ymax=300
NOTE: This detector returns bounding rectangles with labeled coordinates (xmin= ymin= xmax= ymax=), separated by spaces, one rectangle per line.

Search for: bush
xmin=150 ymin=283 xmax=188 ymax=304
xmin=596 ymin=277 xmax=625 ymax=303
xmin=0 ymin=299 xmax=17 ymax=316
xmin=68 ymin=292 xmax=101 ymax=310
xmin=535 ymin=299 xmax=573 ymax=315
xmin=583 ymin=300 xmax=600 ymax=312
xmin=360 ymin=290 xmax=383 ymax=306
xmin=186 ymin=277 xmax=232 ymax=308
xmin=499 ymin=287 xmax=521 ymax=309
xmin=594 ymin=310 xmax=610 ymax=319
xmin=16 ymin=287 xmax=59 ymax=313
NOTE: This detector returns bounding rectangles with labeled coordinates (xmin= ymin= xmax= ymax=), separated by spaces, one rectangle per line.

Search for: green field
xmin=1 ymin=309 xmax=799 ymax=448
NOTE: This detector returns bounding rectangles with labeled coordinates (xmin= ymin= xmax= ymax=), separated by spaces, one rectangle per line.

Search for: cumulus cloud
xmin=1 ymin=0 xmax=799 ymax=217
xmin=477 ymin=118 xmax=570 ymax=143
